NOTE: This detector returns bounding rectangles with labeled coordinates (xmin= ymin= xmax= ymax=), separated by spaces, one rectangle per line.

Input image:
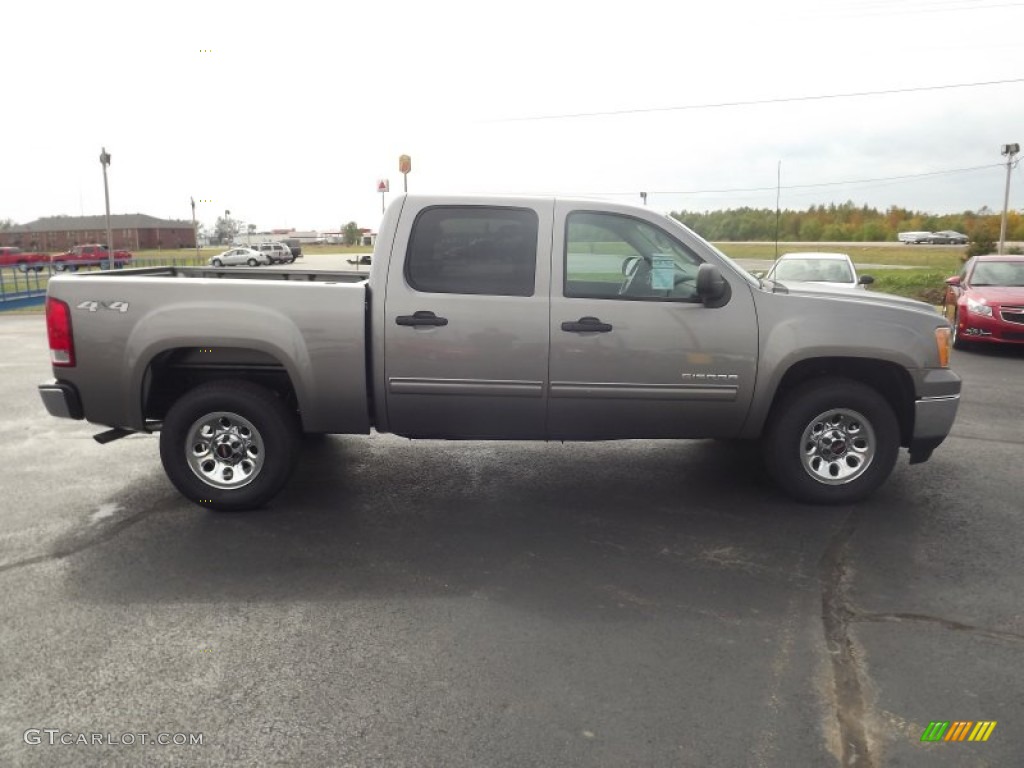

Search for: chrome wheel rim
xmin=800 ymin=408 xmax=875 ymax=485
xmin=185 ymin=411 xmax=264 ymax=489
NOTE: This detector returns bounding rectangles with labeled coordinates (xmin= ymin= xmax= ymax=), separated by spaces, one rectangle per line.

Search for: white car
xmin=764 ymin=252 xmax=874 ymax=290
xmin=897 ymin=231 xmax=934 ymax=245
xmin=209 ymin=247 xmax=270 ymax=267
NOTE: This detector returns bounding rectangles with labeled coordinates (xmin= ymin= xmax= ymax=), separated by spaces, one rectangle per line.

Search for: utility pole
xmin=774 ymin=160 xmax=782 ymax=261
xmin=99 ymin=148 xmax=114 ymax=270
xmin=191 ymin=197 xmax=199 ymax=261
xmin=999 ymin=143 xmax=1019 ymax=255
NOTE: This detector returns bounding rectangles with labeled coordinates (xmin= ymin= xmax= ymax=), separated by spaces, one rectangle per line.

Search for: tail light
xmin=46 ymin=297 xmax=75 ymax=366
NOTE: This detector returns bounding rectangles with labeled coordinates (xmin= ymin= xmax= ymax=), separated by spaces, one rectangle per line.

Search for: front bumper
xmin=38 ymin=380 xmax=84 ymax=420
xmin=957 ymin=308 xmax=1024 ymax=344
xmin=906 ymin=367 xmax=961 ymax=464
xmin=908 ymin=394 xmax=960 ymax=464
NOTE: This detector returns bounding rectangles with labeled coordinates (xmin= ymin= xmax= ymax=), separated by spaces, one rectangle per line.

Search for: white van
xmin=254 ymin=242 xmax=294 ymax=264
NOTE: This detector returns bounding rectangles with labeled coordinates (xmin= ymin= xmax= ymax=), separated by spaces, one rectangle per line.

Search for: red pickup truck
xmin=0 ymin=246 xmax=51 ymax=272
xmin=51 ymin=244 xmax=133 ymax=272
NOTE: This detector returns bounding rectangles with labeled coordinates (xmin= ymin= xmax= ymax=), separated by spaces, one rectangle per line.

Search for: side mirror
xmin=621 ymin=256 xmax=640 ymax=277
xmin=751 ymin=270 xmax=766 ymax=279
xmin=944 ymin=276 xmax=961 ymax=287
xmin=696 ymin=263 xmax=730 ymax=307
xmin=858 ymin=274 xmax=875 ymax=285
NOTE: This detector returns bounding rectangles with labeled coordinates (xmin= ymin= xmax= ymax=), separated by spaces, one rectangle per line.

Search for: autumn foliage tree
xmin=670 ymin=202 xmax=1024 ymax=243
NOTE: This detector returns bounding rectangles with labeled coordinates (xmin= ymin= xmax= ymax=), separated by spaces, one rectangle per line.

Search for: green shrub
xmin=867 ymin=268 xmax=949 ymax=305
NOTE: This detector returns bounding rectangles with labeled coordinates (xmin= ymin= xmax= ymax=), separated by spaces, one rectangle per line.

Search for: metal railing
xmin=0 ymin=256 xmax=212 ymax=311
xmin=0 ymin=264 xmax=51 ymax=310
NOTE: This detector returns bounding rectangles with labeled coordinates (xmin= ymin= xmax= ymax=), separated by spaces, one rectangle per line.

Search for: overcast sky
xmin=5 ymin=0 xmax=1024 ymax=233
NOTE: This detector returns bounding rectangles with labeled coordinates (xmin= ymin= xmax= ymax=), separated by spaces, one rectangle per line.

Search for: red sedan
xmin=943 ymin=255 xmax=1024 ymax=349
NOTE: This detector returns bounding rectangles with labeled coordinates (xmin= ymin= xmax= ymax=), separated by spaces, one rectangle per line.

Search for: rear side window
xmin=406 ymin=207 xmax=538 ymax=296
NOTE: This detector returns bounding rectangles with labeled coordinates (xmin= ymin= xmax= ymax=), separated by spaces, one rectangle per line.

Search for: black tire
xmin=159 ymin=380 xmax=300 ymax=511
xmin=52 ymin=261 xmax=65 ymax=272
xmin=16 ymin=261 xmax=28 ymax=273
xmin=762 ymin=377 xmax=899 ymax=504
xmin=951 ymin=309 xmax=969 ymax=350
xmin=247 ymin=258 xmax=258 ymax=267
xmin=212 ymin=259 xmax=223 ymax=267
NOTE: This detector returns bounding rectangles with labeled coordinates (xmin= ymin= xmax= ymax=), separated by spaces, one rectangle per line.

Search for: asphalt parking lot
xmin=1 ymin=313 xmax=1022 ymax=767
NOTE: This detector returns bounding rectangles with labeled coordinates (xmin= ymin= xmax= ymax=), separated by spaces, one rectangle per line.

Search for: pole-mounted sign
xmin=399 ymin=155 xmax=411 ymax=193
xmin=378 ymin=179 xmax=389 ymax=213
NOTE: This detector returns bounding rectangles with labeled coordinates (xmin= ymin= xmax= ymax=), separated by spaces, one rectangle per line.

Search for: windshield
xmin=971 ymin=261 xmax=1024 ymax=286
xmin=773 ymin=258 xmax=853 ymax=283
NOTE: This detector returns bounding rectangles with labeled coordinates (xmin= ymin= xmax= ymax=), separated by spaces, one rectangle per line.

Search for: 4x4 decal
xmin=76 ymin=300 xmax=129 ymax=313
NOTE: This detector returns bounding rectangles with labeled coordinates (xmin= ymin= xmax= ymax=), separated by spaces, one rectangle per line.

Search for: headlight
xmin=966 ymin=297 xmax=992 ymax=317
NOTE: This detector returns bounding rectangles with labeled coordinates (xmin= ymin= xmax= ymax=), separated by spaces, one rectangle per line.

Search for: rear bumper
xmin=38 ymin=380 xmax=84 ymax=420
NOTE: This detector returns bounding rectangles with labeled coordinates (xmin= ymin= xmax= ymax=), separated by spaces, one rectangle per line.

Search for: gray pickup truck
xmin=38 ymin=195 xmax=961 ymax=510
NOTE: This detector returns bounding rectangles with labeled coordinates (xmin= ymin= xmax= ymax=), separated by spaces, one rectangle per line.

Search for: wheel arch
xmin=751 ymin=357 xmax=915 ymax=447
xmin=141 ymin=346 xmax=305 ymax=430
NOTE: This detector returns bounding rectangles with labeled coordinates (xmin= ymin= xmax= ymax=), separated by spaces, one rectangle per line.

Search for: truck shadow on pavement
xmin=57 ymin=435 xmax=901 ymax=619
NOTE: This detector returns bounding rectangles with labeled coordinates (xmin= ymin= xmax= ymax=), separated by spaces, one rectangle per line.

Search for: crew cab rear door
xmin=383 ymin=198 xmax=553 ymax=438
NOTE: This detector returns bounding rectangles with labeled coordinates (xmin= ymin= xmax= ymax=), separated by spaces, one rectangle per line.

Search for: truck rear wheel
xmin=762 ymin=377 xmax=899 ymax=504
xmin=159 ymin=380 xmax=299 ymax=511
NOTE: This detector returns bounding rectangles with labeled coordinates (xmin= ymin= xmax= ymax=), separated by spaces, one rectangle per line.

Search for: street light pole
xmin=191 ymin=197 xmax=199 ymax=262
xmin=998 ymin=143 xmax=1019 ymax=255
xmin=99 ymin=148 xmax=114 ymax=270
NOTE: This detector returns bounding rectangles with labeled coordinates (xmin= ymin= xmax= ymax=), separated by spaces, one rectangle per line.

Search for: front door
xmin=383 ymin=199 xmax=553 ymax=439
xmin=548 ymin=204 xmax=758 ymax=439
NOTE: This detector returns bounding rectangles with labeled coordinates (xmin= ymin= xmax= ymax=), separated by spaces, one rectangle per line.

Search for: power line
xmin=539 ymin=163 xmax=1001 ymax=198
xmin=492 ymin=78 xmax=1024 ymax=122
xmin=807 ymin=1 xmax=1024 ymax=18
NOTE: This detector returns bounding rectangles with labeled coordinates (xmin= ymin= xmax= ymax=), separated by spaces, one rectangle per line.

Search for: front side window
xmin=564 ymin=212 xmax=702 ymax=300
xmin=406 ymin=207 xmax=538 ymax=296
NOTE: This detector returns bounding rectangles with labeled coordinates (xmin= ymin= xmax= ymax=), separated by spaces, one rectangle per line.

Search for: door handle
xmin=561 ymin=316 xmax=613 ymax=333
xmin=396 ymin=310 xmax=449 ymax=327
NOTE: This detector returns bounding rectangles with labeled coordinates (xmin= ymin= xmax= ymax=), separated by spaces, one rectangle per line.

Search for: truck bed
xmin=43 ymin=266 xmax=371 ymax=435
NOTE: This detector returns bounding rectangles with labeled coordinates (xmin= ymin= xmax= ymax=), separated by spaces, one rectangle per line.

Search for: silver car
xmin=210 ymin=247 xmax=270 ymax=267
xmin=929 ymin=230 xmax=969 ymax=245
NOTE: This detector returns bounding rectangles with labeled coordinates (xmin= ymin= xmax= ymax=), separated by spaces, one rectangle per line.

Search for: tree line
xmin=669 ymin=202 xmax=1024 ymax=242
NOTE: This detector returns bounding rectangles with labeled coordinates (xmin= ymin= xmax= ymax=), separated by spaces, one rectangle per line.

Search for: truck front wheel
xmin=762 ymin=377 xmax=899 ymax=504
xmin=159 ymin=380 xmax=299 ymax=511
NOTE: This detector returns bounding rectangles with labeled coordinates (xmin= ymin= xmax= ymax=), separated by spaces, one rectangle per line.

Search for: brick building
xmin=0 ymin=214 xmax=195 ymax=251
